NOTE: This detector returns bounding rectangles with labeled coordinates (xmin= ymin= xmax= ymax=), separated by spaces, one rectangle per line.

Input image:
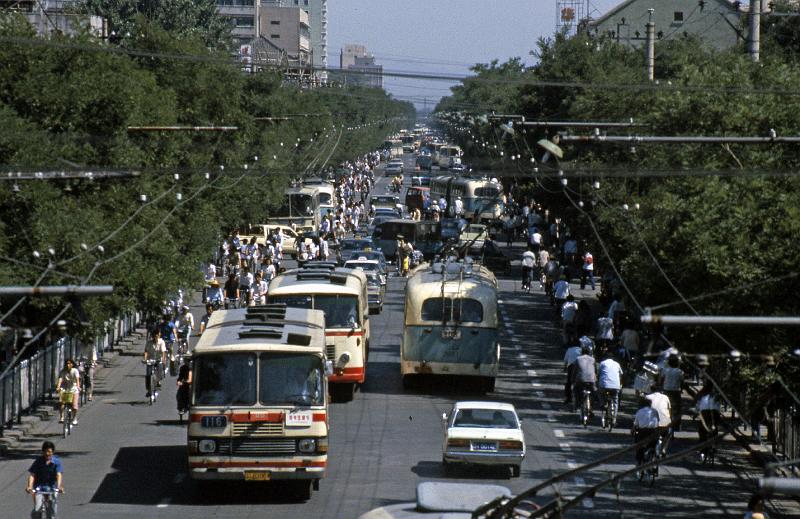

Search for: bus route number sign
xmin=285 ymin=410 xmax=312 ymax=427
xmin=201 ymin=415 xmax=227 ymax=428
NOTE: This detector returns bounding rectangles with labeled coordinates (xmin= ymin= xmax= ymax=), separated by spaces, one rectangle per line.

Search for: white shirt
xmin=583 ymin=252 xmax=594 ymax=271
xmin=698 ymin=394 xmax=721 ymax=412
xmin=454 ymin=199 xmax=463 ymax=214
xmin=607 ymin=299 xmax=626 ymax=319
xmin=252 ymin=279 xmax=268 ymax=300
xmin=598 ymin=358 xmax=623 ymax=390
xmin=561 ymin=301 xmax=578 ymax=323
xmin=621 ymin=329 xmax=640 ymax=352
xmin=646 ymin=392 xmax=672 ymax=427
xmin=529 ymin=231 xmax=542 ymax=245
xmin=206 ymin=263 xmax=217 ymax=279
xmin=521 ymin=251 xmax=536 ymax=268
xmin=554 ymin=280 xmax=570 ymax=299
xmin=239 ymin=271 xmax=254 ymax=288
xmin=633 ymin=407 xmax=659 ymax=429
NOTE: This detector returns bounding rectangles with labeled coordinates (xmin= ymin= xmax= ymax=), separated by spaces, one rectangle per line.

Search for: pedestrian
xmin=581 ymin=250 xmax=595 ymax=290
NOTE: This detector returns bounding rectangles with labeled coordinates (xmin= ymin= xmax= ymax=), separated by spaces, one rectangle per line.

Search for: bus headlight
xmin=338 ymin=352 xmax=351 ymax=367
xmin=198 ymin=439 xmax=216 ymax=453
xmin=298 ymin=439 xmax=316 ymax=453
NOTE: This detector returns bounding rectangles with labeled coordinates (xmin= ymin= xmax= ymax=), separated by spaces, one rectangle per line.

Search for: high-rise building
xmin=262 ymin=0 xmax=327 ymax=80
xmin=340 ymin=43 xmax=367 ymax=69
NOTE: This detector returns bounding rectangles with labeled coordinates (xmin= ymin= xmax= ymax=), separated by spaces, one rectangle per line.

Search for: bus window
xmin=475 ymin=186 xmax=501 ymax=198
xmin=194 ymin=353 xmax=257 ymax=406
xmin=315 ymin=295 xmax=359 ymax=327
xmin=270 ymin=295 xmax=313 ymax=309
xmin=421 ymin=298 xmax=484 ymax=323
xmin=318 ymin=192 xmax=332 ymax=206
xmin=260 ymin=353 xmax=324 ymax=406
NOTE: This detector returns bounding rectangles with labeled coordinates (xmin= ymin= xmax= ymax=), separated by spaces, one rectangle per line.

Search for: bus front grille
xmin=217 ymin=438 xmax=296 ymax=456
xmin=232 ymin=422 xmax=284 ymax=437
xmin=326 ymin=344 xmax=336 ymax=360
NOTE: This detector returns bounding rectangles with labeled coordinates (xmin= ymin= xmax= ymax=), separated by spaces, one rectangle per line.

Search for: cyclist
xmin=205 ymin=279 xmax=224 ymax=307
xmin=572 ymin=342 xmax=596 ymax=412
xmin=632 ymin=397 xmax=659 ymax=468
xmin=176 ymin=357 xmax=192 ymax=418
xmin=199 ymin=303 xmax=214 ymax=335
xmin=553 ymin=274 xmax=570 ymax=317
xmin=223 ymin=272 xmax=239 ymax=309
xmin=252 ymin=272 xmax=268 ymax=305
xmin=239 ymin=266 xmax=254 ymax=306
xmin=696 ymin=385 xmax=721 ymax=460
xmin=56 ymin=359 xmax=80 ymax=426
xmin=646 ymin=386 xmax=673 ymax=453
xmin=26 ymin=441 xmax=64 ymax=518
xmin=159 ymin=314 xmax=178 ymax=376
xmin=144 ymin=329 xmax=167 ymax=399
xmin=521 ymin=247 xmax=536 ymax=291
xmin=561 ymin=295 xmax=579 ymax=345
xmin=177 ymin=305 xmax=195 ymax=353
xmin=659 ymin=353 xmax=685 ymax=431
xmin=598 ymin=350 xmax=624 ymax=424
xmin=563 ymin=340 xmax=582 ymax=405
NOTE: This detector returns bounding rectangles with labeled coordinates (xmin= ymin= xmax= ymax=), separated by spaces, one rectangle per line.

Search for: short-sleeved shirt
xmin=646 ymin=392 xmax=672 ymax=427
xmin=554 ymin=280 xmax=570 ymax=299
xmin=633 ymin=407 xmax=659 ymax=429
xmin=598 ymin=359 xmax=623 ymax=390
xmin=575 ymin=355 xmax=596 ymax=383
xmin=561 ymin=301 xmax=578 ymax=323
xmin=521 ymin=251 xmax=536 ymax=268
xmin=698 ymin=394 xmax=721 ymax=412
xmin=564 ymin=346 xmax=581 ymax=368
xmin=145 ymin=338 xmax=166 ymax=361
xmin=660 ymin=366 xmax=684 ymax=391
xmin=29 ymin=455 xmax=63 ymax=488
xmin=620 ymin=329 xmax=640 ymax=352
xmin=59 ymin=367 xmax=81 ymax=393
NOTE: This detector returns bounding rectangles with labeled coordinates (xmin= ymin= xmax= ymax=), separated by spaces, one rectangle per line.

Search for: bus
xmin=400 ymin=259 xmax=500 ymax=392
xmin=301 ymin=178 xmax=335 ymax=221
xmin=268 ymin=184 xmax=321 ymax=232
xmin=267 ymin=264 xmax=370 ymax=401
xmin=430 ymin=176 xmax=504 ymax=223
xmin=372 ymin=218 xmax=442 ymax=260
xmin=436 ymin=145 xmax=462 ymax=169
xmin=188 ymin=305 xmax=329 ymax=499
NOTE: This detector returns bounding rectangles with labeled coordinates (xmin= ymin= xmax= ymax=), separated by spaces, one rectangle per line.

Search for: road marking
xmin=157 ymin=497 xmax=171 ymax=508
xmin=559 ymin=442 xmax=571 ymax=450
xmin=547 ymin=415 xmax=557 ymax=422
xmin=574 ymin=476 xmax=585 ymax=485
xmin=532 ymin=382 xmax=542 ymax=388
xmin=518 ymin=353 xmax=527 ymax=359
xmin=582 ymin=498 xmax=595 ymax=509
xmin=527 ymin=369 xmax=536 ymax=377
xmin=566 ymin=460 xmax=578 ymax=469
xmin=542 ymin=402 xmax=552 ymax=410
xmin=173 ymin=473 xmax=186 ymax=484
xmin=498 ymin=299 xmax=504 ymax=304
xmin=553 ymin=429 xmax=565 ymax=438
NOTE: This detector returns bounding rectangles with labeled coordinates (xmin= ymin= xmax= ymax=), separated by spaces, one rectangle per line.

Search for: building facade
xmin=260 ymin=6 xmax=310 ymax=60
xmin=262 ymin=0 xmax=327 ymax=79
xmin=584 ymin=0 xmax=745 ymax=50
xmin=1 ymin=0 xmax=103 ymax=37
xmin=340 ymin=43 xmax=367 ymax=68
xmin=218 ymin=0 xmax=260 ymax=48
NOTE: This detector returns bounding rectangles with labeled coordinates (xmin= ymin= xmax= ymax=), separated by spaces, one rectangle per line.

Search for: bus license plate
xmin=441 ymin=328 xmax=461 ymax=340
xmin=473 ymin=442 xmax=497 ymax=452
xmin=244 ymin=471 xmax=271 ymax=481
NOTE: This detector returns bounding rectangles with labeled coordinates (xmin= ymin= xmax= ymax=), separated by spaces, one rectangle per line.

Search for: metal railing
xmin=774 ymin=404 xmax=800 ymax=462
xmin=0 ymin=311 xmax=142 ymax=436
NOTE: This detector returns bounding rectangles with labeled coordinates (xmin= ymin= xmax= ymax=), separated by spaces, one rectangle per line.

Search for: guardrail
xmin=0 ymin=311 xmax=142 ymax=436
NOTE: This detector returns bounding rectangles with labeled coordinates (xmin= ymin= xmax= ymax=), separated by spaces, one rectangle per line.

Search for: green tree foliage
xmin=0 ymin=12 xmax=410 ymax=345
xmin=435 ymin=31 xmax=800 ymax=398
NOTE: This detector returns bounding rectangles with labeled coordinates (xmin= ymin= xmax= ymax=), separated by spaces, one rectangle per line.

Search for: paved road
xmin=0 ymin=153 xmax=795 ymax=518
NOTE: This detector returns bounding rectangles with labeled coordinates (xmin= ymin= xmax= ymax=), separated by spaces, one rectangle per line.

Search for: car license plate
xmin=244 ymin=471 xmax=271 ymax=481
xmin=473 ymin=442 xmax=497 ymax=452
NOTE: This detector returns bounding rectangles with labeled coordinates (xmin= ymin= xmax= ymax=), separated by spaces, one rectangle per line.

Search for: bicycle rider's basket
xmin=59 ymin=391 xmax=74 ymax=404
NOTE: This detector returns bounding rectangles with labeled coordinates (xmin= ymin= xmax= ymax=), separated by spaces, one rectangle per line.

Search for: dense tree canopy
xmin=434 ymin=18 xmax=800 ymax=399
xmin=0 ymin=12 xmax=414 ymax=347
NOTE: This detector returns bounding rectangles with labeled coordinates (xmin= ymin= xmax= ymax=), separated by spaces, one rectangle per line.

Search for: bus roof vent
xmin=246 ymin=304 xmax=287 ymax=320
xmin=287 ymin=333 xmax=312 ymax=346
xmin=303 ymin=261 xmax=337 ymax=270
xmin=296 ymin=270 xmax=333 ymax=281
xmin=330 ymin=273 xmax=350 ymax=285
xmin=238 ymin=328 xmax=283 ymax=340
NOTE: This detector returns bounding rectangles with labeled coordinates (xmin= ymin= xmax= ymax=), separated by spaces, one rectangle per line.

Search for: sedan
xmin=442 ymin=401 xmax=525 ymax=477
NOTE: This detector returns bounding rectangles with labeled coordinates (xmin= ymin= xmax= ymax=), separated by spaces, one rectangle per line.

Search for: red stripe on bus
xmin=325 ymin=330 xmax=364 ymax=337
xmin=190 ymin=412 xmax=327 ymax=423
xmin=329 ymin=366 xmax=365 ymax=383
xmin=190 ymin=460 xmax=327 ymax=468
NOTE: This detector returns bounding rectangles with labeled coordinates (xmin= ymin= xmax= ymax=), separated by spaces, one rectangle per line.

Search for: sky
xmin=327 ymin=0 xmax=621 ymax=111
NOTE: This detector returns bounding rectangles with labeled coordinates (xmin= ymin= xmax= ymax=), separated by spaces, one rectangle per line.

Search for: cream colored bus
xmin=401 ymin=259 xmax=500 ymax=392
xmin=188 ymin=305 xmax=329 ymax=500
xmin=267 ymin=263 xmax=370 ymax=401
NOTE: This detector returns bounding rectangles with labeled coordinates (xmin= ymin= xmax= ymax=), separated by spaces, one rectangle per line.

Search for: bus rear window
xmin=475 ymin=187 xmax=501 ymax=198
xmin=269 ymin=295 xmax=312 ymax=309
xmin=421 ymin=298 xmax=484 ymax=323
xmin=315 ymin=295 xmax=359 ymax=328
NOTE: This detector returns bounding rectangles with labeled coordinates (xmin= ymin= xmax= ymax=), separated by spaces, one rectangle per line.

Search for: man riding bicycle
xmin=598 ymin=349 xmax=623 ymax=422
xmin=177 ymin=305 xmax=194 ymax=353
xmin=144 ymin=329 xmax=167 ymax=398
xmin=572 ymin=343 xmax=596 ymax=412
xmin=632 ymin=397 xmax=660 ymax=467
xmin=646 ymin=386 xmax=673 ymax=453
xmin=26 ymin=440 xmax=63 ymax=519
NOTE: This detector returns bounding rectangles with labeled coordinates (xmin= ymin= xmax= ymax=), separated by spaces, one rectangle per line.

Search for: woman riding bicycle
xmin=56 ymin=359 xmax=80 ymax=426
xmin=176 ymin=357 xmax=192 ymax=419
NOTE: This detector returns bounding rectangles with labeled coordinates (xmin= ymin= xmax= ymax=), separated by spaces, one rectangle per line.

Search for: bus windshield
xmin=277 ymin=193 xmax=315 ymax=217
xmin=194 ymin=353 xmax=257 ymax=406
xmin=270 ymin=294 xmax=359 ymax=328
xmin=260 ymin=353 xmax=324 ymax=406
xmin=421 ymin=298 xmax=484 ymax=323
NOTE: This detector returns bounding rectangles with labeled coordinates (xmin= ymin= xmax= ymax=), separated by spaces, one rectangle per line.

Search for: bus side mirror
xmin=324 ymin=360 xmax=334 ymax=376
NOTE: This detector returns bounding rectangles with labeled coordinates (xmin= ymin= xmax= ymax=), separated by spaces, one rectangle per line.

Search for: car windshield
xmin=260 ymin=353 xmax=324 ymax=406
xmin=373 ymin=197 xmax=397 ymax=204
xmin=347 ymin=262 xmax=378 ymax=272
xmin=453 ymin=408 xmax=518 ymax=429
xmin=194 ymin=353 xmax=257 ymax=406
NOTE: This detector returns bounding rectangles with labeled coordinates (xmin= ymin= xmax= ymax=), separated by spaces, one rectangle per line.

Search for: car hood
xmin=446 ymin=427 xmax=524 ymax=442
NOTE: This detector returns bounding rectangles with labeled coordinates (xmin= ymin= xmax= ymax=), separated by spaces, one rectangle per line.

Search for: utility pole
xmin=645 ymin=9 xmax=655 ymax=81
xmin=749 ymin=0 xmax=762 ymax=62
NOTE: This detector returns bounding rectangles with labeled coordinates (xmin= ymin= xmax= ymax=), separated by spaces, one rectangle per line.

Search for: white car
xmin=441 ymin=401 xmax=525 ymax=477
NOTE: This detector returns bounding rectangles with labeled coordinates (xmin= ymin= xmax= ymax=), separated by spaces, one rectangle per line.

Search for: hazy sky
xmin=328 ymin=0 xmax=621 ymax=110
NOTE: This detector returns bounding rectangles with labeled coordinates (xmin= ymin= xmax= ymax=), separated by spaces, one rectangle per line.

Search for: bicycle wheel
xmin=581 ymin=395 xmax=590 ymax=427
xmin=610 ymin=399 xmax=618 ymax=431
xmin=63 ymin=408 xmax=71 ymax=438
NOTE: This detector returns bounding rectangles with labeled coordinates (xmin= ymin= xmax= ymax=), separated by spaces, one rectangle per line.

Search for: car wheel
xmin=402 ymin=374 xmax=414 ymax=390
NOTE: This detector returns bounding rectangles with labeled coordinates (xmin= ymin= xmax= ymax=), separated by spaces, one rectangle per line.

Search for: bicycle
xmin=30 ymin=486 xmax=62 ymax=519
xmin=579 ymin=388 xmax=592 ymax=428
xmin=58 ymin=391 xmax=74 ymax=438
xmin=638 ymin=434 xmax=663 ymax=487
xmin=144 ymin=359 xmax=160 ymax=405
xmin=601 ymin=389 xmax=619 ymax=431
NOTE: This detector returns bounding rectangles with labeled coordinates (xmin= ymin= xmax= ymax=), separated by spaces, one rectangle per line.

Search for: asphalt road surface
xmin=0 ymin=153 xmax=795 ymax=518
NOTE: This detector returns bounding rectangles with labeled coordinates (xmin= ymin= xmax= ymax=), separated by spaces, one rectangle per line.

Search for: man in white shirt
xmin=553 ymin=275 xmax=570 ymax=318
xmin=598 ymin=351 xmax=624 ymax=420
xmin=528 ymin=227 xmax=542 ymax=253
xmin=521 ymin=248 xmax=536 ymax=291
xmin=563 ymin=343 xmax=582 ymax=404
xmin=561 ymin=295 xmax=579 ymax=344
xmin=581 ymin=251 xmax=595 ymax=290
xmin=646 ymin=388 xmax=673 ymax=452
xmin=454 ymin=196 xmax=463 ymax=217
xmin=632 ymin=398 xmax=660 ymax=466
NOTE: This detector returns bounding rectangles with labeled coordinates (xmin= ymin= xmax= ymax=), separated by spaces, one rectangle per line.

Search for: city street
xmin=0 ymin=156 xmax=796 ymax=518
